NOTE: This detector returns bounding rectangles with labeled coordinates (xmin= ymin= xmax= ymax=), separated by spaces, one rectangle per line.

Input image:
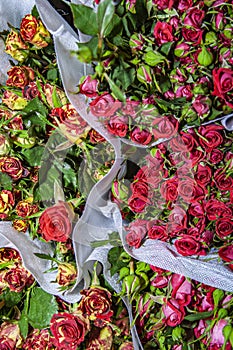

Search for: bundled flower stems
xmin=0 ymin=0 xmax=233 ymax=349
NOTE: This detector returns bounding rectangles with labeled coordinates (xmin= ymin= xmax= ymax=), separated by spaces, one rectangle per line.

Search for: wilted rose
xmin=6 ymin=66 xmax=34 ymax=88
xmin=2 ymin=91 xmax=27 ymax=110
xmin=56 ymin=262 xmax=77 ymax=287
xmin=23 ymin=82 xmax=41 ymax=100
xmin=0 ymin=190 xmax=14 ymax=219
xmin=15 ymin=199 xmax=38 ymax=217
xmin=0 ymin=336 xmax=15 ymax=349
xmin=0 ymin=322 xmax=22 ymax=349
xmin=0 ymin=248 xmax=21 ymax=263
xmin=0 ymin=156 xmax=26 ymax=180
xmin=12 ymin=219 xmax=28 ymax=233
xmin=20 ymin=14 xmax=50 ymax=48
xmin=5 ymin=30 xmax=29 ymax=62
xmin=119 ymin=341 xmax=134 ymax=350
xmin=22 ymin=329 xmax=54 ymax=350
xmin=2 ymin=265 xmax=34 ymax=292
xmin=89 ymin=129 xmax=106 ymax=143
xmin=86 ymin=326 xmax=113 ymax=350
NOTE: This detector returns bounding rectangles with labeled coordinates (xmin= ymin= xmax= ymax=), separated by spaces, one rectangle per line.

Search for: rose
xmin=119 ymin=342 xmax=134 ymax=350
xmin=205 ymin=199 xmax=232 ymax=221
xmin=0 ymin=156 xmax=27 ymax=181
xmin=216 ymin=218 xmax=233 ymax=239
xmin=208 ymin=149 xmax=224 ymax=164
xmin=169 ymin=131 xmax=197 ymax=152
xmin=12 ymin=219 xmax=28 ymax=233
xmin=130 ymin=127 xmax=152 ymax=145
xmin=171 ymin=274 xmax=192 ymax=306
xmin=162 ymin=298 xmax=185 ymax=326
xmin=5 ymin=30 xmax=29 ymax=62
xmin=39 ymin=201 xmax=73 ymax=242
xmin=181 ymin=27 xmax=203 ymax=45
xmin=147 ymin=220 xmax=167 ymax=241
xmin=107 ymin=115 xmax=129 ymax=137
xmin=218 ymin=245 xmax=233 ymax=270
xmin=79 ymin=287 xmax=113 ymax=321
xmin=174 ymin=236 xmax=201 ymax=256
xmin=192 ymin=95 xmax=211 ymax=116
xmin=56 ymin=263 xmax=77 ymax=287
xmin=198 ymin=125 xmax=224 ymax=152
xmin=212 ymin=68 xmax=233 ymax=107
xmin=3 ymin=265 xmax=34 ymax=292
xmin=89 ymin=129 xmax=106 ymax=143
xmin=125 ymin=219 xmax=148 ymax=248
xmin=194 ymin=164 xmax=212 ymax=186
xmin=176 ymin=0 xmax=193 ymax=11
xmin=22 ymin=329 xmax=54 ymax=350
xmin=15 ymin=200 xmax=38 ymax=217
xmin=89 ymin=93 xmax=121 ymax=117
xmin=153 ymin=22 xmax=174 ymax=46
xmin=0 ymin=110 xmax=23 ymax=131
xmin=0 ymin=135 xmax=10 ymax=156
xmin=0 ymin=190 xmax=14 ymax=219
xmin=0 ymin=248 xmax=21 ymax=263
xmin=167 ymin=206 xmax=188 ymax=233
xmin=6 ymin=66 xmax=34 ymax=88
xmin=160 ymin=177 xmax=178 ymax=202
xmin=0 ymin=336 xmax=15 ymax=350
xmin=175 ymin=85 xmax=193 ymax=101
xmin=178 ymin=177 xmax=206 ymax=203
xmin=131 ymin=179 xmax=149 ymax=198
xmin=153 ymin=0 xmax=174 ymax=10
xmin=112 ymin=179 xmax=130 ymax=203
xmin=20 ymin=15 xmax=50 ymax=48
xmin=86 ymin=327 xmax=113 ymax=350
xmin=214 ymin=168 xmax=233 ymax=191
xmin=2 ymin=91 xmax=27 ymax=110
xmin=43 ymin=83 xmax=67 ymax=108
xmin=128 ymin=193 xmax=150 ymax=213
xmin=79 ymin=76 xmax=98 ymax=97
xmin=151 ymin=274 xmax=169 ymax=288
xmin=152 ymin=115 xmax=178 ymax=139
xmin=210 ymin=320 xmax=230 ymax=349
xmin=50 ymin=313 xmax=89 ymax=350
xmin=188 ymin=202 xmax=204 ymax=218
xmin=183 ymin=7 xmax=205 ymax=28
xmin=23 ymin=82 xmax=41 ymax=100
xmin=0 ymin=323 xmax=21 ymax=349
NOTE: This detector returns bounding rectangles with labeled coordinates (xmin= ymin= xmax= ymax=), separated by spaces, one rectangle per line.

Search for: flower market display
xmin=0 ymin=0 xmax=232 ymax=349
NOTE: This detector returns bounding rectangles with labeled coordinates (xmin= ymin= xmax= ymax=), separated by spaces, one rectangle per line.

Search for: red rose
xmin=0 ymin=336 xmax=15 ymax=350
xmin=182 ymin=27 xmax=203 ymax=45
xmin=79 ymin=76 xmax=98 ymax=97
xmin=219 ymin=245 xmax=233 ymax=270
xmin=152 ymin=115 xmax=178 ymax=139
xmin=208 ymin=149 xmax=224 ymax=164
xmin=78 ymin=287 xmax=113 ymax=322
xmin=153 ymin=0 xmax=174 ymax=10
xmin=23 ymin=82 xmax=41 ymax=100
xmin=39 ymin=201 xmax=73 ymax=242
xmin=6 ymin=66 xmax=34 ymax=88
xmin=153 ymin=22 xmax=174 ymax=46
xmin=212 ymin=68 xmax=233 ymax=107
xmin=178 ymin=177 xmax=206 ymax=203
xmin=107 ymin=115 xmax=129 ymax=137
xmin=89 ymin=93 xmax=121 ymax=117
xmin=174 ymin=236 xmax=201 ymax=256
xmin=214 ymin=168 xmax=233 ymax=191
xmin=147 ymin=220 xmax=168 ymax=241
xmin=3 ymin=265 xmax=34 ymax=292
xmin=160 ymin=178 xmax=178 ymax=202
xmin=205 ymin=199 xmax=232 ymax=221
xmin=183 ymin=7 xmax=205 ymax=28
xmin=162 ymin=298 xmax=185 ymax=326
xmin=171 ymin=274 xmax=192 ymax=306
xmin=125 ymin=219 xmax=148 ymax=248
xmin=22 ymin=329 xmax=54 ymax=350
xmin=50 ymin=313 xmax=89 ymax=350
xmin=0 ymin=156 xmax=26 ymax=180
xmin=188 ymin=202 xmax=205 ymax=218
xmin=190 ymin=148 xmax=204 ymax=166
xmin=176 ymin=0 xmax=193 ymax=11
xmin=194 ymin=164 xmax=212 ymax=186
xmin=89 ymin=129 xmax=106 ymax=143
xmin=216 ymin=218 xmax=233 ymax=239
xmin=131 ymin=179 xmax=150 ymax=198
xmin=197 ymin=125 xmax=224 ymax=152
xmin=167 ymin=206 xmax=188 ymax=233
xmin=169 ymin=131 xmax=197 ymax=152
xmin=0 ymin=248 xmax=21 ymax=263
xmin=130 ymin=127 xmax=152 ymax=145
xmin=128 ymin=193 xmax=150 ymax=213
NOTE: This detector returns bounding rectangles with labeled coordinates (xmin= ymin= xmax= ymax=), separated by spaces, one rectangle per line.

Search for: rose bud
xmin=5 ymin=30 xmax=29 ymax=62
xmin=129 ymin=33 xmax=145 ymax=51
xmin=112 ymin=179 xmax=130 ymax=203
xmin=20 ymin=14 xmax=51 ymax=48
xmin=50 ymin=312 xmax=89 ymax=350
xmin=0 ymin=156 xmax=26 ymax=180
xmin=56 ymin=262 xmax=77 ymax=287
xmin=137 ymin=65 xmax=152 ymax=85
xmin=2 ymin=91 xmax=27 ymax=110
xmin=197 ymin=46 xmax=214 ymax=66
xmin=79 ymin=286 xmax=113 ymax=322
xmin=12 ymin=219 xmax=28 ymax=233
xmin=174 ymin=42 xmax=190 ymax=57
xmin=15 ymin=199 xmax=38 ymax=217
xmin=0 ymin=135 xmax=10 ymax=155
xmin=119 ymin=342 xmax=134 ymax=350
xmin=86 ymin=326 xmax=113 ymax=350
xmin=6 ymin=66 xmax=34 ymax=88
xmin=0 ymin=322 xmax=22 ymax=348
xmin=0 ymin=190 xmax=14 ymax=219
xmin=22 ymin=329 xmax=54 ymax=350
xmin=2 ymin=265 xmax=34 ymax=292
xmin=0 ymin=248 xmax=21 ymax=263
xmin=39 ymin=201 xmax=74 ymax=242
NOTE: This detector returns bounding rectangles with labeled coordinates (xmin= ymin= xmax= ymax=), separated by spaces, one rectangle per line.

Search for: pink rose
xmin=171 ymin=274 xmax=192 ymax=306
xmin=152 ymin=115 xmax=179 ymax=139
xmin=151 ymin=274 xmax=169 ymax=288
xmin=160 ymin=177 xmax=178 ymax=202
xmin=153 ymin=0 xmax=174 ymax=10
xmin=162 ymin=298 xmax=185 ymax=326
xmin=107 ymin=115 xmax=129 ymax=137
xmin=89 ymin=93 xmax=121 ymax=117
xmin=125 ymin=219 xmax=148 ymax=248
xmin=79 ymin=76 xmax=98 ymax=97
xmin=183 ymin=7 xmax=205 ymax=28
xmin=153 ymin=22 xmax=174 ymax=46
xmin=210 ymin=320 xmax=230 ymax=349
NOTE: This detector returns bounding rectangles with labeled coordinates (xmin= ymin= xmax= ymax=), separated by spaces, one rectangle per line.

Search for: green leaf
xmin=21 ymin=97 xmax=48 ymax=117
xmin=108 ymin=247 xmax=128 ymax=276
xmin=0 ymin=173 xmax=12 ymax=190
xmin=47 ymin=68 xmax=58 ymax=82
xmin=160 ymin=42 xmax=173 ymax=56
xmin=213 ymin=289 xmax=225 ymax=308
xmin=52 ymin=86 xmax=63 ymax=108
xmin=0 ymin=289 xmax=23 ymax=307
xmin=22 ymin=146 xmax=44 ymax=167
xmin=18 ymin=314 xmax=29 ymax=339
xmin=143 ymin=51 xmax=166 ymax=66
xmin=184 ymin=310 xmax=213 ymax=321
xmin=104 ymin=14 xmax=122 ymax=37
xmin=77 ymin=36 xmax=99 ymax=60
xmin=104 ymin=73 xmax=126 ymax=101
xmin=28 ymin=287 xmax=58 ymax=329
xmin=70 ymin=3 xmax=98 ymax=35
xmin=97 ymin=0 xmax=115 ymax=37
xmin=34 ymin=253 xmax=58 ymax=263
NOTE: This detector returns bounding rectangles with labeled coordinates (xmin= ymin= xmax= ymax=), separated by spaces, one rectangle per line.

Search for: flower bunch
xmin=112 ymin=122 xmax=233 ymax=265
xmin=70 ymin=0 xmax=233 ymax=145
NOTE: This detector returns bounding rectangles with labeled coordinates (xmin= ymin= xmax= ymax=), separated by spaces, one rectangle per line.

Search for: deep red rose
xmin=79 ymin=76 xmax=98 ymax=97
xmin=182 ymin=27 xmax=203 ymax=45
xmin=153 ymin=0 xmax=174 ymax=10
xmin=216 ymin=218 xmax=233 ymax=239
xmin=219 ymin=245 xmax=233 ymax=270
xmin=3 ymin=265 xmax=34 ymax=292
xmin=89 ymin=129 xmax=106 ymax=143
xmin=188 ymin=202 xmax=205 ymax=218
xmin=0 ymin=156 xmax=25 ymax=180
xmin=39 ymin=201 xmax=73 ymax=242
xmin=153 ymin=21 xmax=174 ymax=46
xmin=160 ymin=178 xmax=178 ymax=202
xmin=176 ymin=0 xmax=193 ymax=11
xmin=6 ymin=66 xmax=34 ymax=88
xmin=89 ymin=93 xmax=121 ymax=117
xmin=23 ymin=81 xmax=41 ymax=100
xmin=125 ymin=219 xmax=148 ymax=248
xmin=147 ymin=220 xmax=168 ymax=241
xmin=174 ymin=236 xmax=201 ymax=256
xmin=212 ymin=68 xmax=233 ymax=107
xmin=183 ymin=7 xmax=205 ymax=28
xmin=178 ymin=177 xmax=206 ymax=203
xmin=107 ymin=115 xmax=129 ymax=137
xmin=130 ymin=127 xmax=152 ymax=145
xmin=194 ymin=164 xmax=212 ymax=186
xmin=197 ymin=125 xmax=224 ymax=152
xmin=208 ymin=149 xmax=224 ymax=164
xmin=79 ymin=287 xmax=113 ymax=321
xmin=190 ymin=148 xmax=204 ymax=166
xmin=171 ymin=274 xmax=192 ymax=306
xmin=205 ymin=199 xmax=232 ymax=220
xmin=50 ymin=313 xmax=89 ymax=350
xmin=162 ymin=298 xmax=185 ymax=326
xmin=214 ymin=168 xmax=233 ymax=191
xmin=152 ymin=115 xmax=178 ymax=139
